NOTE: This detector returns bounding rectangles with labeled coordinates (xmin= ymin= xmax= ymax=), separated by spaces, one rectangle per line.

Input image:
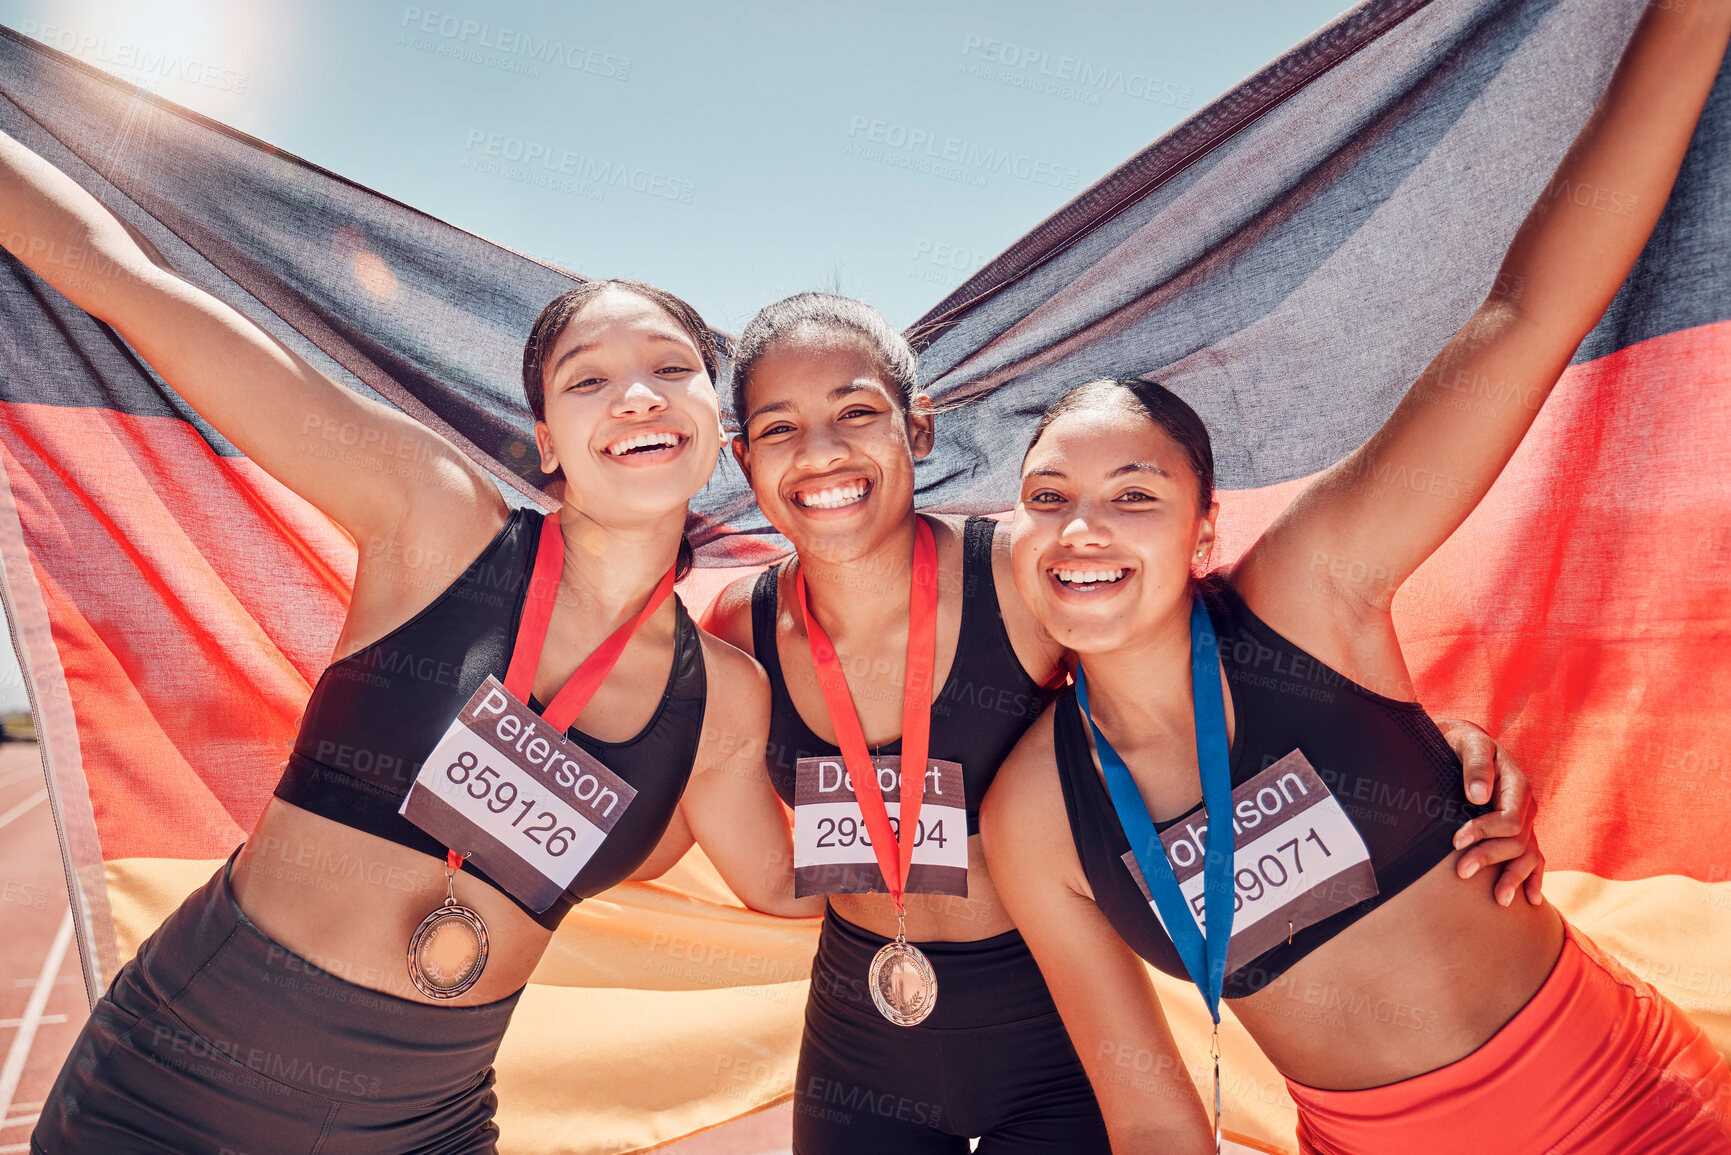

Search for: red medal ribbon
xmin=503 ymin=512 xmax=677 ymax=731
xmin=795 ymin=517 xmax=939 ymax=911
xmin=441 ymin=511 xmax=673 ymax=872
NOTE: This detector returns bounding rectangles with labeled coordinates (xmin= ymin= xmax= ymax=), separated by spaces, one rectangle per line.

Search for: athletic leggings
xmin=793 ymin=906 xmax=1110 ymax=1154
xmin=32 ymin=854 xmax=518 ymax=1155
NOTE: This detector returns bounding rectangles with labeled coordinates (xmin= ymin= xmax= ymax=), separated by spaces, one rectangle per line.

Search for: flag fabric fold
xmin=1 ymin=0 xmax=1727 ymax=1150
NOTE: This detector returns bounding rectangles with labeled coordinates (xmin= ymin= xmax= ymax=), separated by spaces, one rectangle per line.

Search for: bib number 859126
xmin=444 ymin=750 xmax=580 ymax=856
xmin=401 ymin=676 xmax=636 ymax=914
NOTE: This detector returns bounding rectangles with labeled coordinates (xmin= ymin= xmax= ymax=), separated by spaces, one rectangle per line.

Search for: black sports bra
xmin=751 ymin=516 xmax=1056 ymax=837
xmin=274 ymin=506 xmax=707 ymax=930
xmin=1053 ymin=577 xmax=1487 ymax=997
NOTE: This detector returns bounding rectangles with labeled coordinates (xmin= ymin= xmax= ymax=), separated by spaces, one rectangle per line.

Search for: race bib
xmin=1123 ymin=749 xmax=1376 ymax=973
xmin=793 ymin=756 xmax=968 ymax=898
xmin=401 ymin=675 xmax=636 ymax=913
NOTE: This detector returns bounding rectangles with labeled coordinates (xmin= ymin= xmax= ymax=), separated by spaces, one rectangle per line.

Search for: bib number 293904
xmin=794 ymin=756 xmax=967 ymax=898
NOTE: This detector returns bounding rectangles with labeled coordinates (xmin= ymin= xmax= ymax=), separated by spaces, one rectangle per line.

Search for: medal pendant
xmin=868 ymin=914 xmax=937 ymax=1027
xmin=407 ymin=860 xmax=489 ymax=1000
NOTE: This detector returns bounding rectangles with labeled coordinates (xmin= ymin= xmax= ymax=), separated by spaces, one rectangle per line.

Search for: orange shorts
xmin=1284 ymin=922 xmax=1731 ymax=1155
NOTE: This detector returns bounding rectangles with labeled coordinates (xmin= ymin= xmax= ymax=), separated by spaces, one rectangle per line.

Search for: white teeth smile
xmin=605 ymin=431 xmax=682 ymax=456
xmin=796 ymin=481 xmax=869 ymax=510
xmin=1052 ymin=567 xmax=1128 ymax=589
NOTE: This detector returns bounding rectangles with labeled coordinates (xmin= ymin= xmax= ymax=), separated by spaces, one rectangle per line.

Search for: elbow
xmin=740 ymin=868 xmax=824 ymax=917
xmin=1468 ymin=294 xmax=1526 ymax=339
xmin=1105 ymin=1110 xmax=1214 ymax=1155
xmin=1476 ymin=280 xmax=1597 ymax=353
xmin=744 ymin=890 xmax=825 ymax=919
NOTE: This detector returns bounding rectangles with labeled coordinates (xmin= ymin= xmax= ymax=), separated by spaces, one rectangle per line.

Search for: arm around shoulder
xmin=679 ymin=633 xmax=822 ymax=918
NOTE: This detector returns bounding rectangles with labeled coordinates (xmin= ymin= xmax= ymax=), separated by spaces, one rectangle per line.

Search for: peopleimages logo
xmin=959 ymin=34 xmax=1192 ymax=109
xmin=399 ymin=7 xmax=631 ymax=81
xmin=21 ymin=22 xmax=251 ymax=94
xmin=461 ymin=130 xmax=696 ymax=204
xmin=845 ymin=116 xmax=1080 ymax=191
xmin=908 ymin=238 xmax=990 ymax=286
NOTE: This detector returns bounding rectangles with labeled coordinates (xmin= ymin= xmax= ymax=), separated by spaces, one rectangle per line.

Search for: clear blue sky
xmin=0 ymin=0 xmax=1349 ymax=707
xmin=0 ymin=0 xmax=1348 ymax=331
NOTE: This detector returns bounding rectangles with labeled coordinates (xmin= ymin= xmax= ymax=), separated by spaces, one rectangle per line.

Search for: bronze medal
xmin=400 ymin=517 xmax=674 ymax=999
xmin=796 ymin=520 xmax=945 ymax=1027
xmin=868 ymin=922 xmax=937 ymax=1027
xmin=407 ymin=854 xmax=489 ymax=1000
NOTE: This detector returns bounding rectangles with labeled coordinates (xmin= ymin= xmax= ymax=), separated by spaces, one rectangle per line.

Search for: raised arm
xmin=1243 ymin=3 xmax=1731 ymax=608
xmin=0 ymin=130 xmax=501 ymax=549
xmin=981 ymin=715 xmax=1212 ymax=1153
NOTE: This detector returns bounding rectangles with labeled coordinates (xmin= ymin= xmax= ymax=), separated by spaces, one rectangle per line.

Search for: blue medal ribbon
xmin=1075 ymin=591 xmax=1235 ymax=1023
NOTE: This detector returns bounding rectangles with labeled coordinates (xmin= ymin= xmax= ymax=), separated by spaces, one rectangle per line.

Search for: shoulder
xmin=981 ymin=703 xmax=1090 ymax=894
xmin=982 ymin=517 xmax=1067 ymax=680
xmin=692 ymin=628 xmax=770 ymax=764
xmin=697 ymin=628 xmax=769 ymax=709
xmin=333 ymin=483 xmax=512 ymax=658
xmin=701 ymin=570 xmax=769 ymax=652
xmin=372 ymin=470 xmax=511 ymax=570
xmin=918 ymin=511 xmax=968 ymax=563
xmin=923 ymin=512 xmax=970 ymax=538
xmin=981 ymin=705 xmax=1063 ymax=839
xmin=983 ymin=516 xmax=1015 ymax=583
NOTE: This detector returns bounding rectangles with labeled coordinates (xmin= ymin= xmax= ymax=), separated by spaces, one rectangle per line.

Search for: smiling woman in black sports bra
xmin=984 ymin=7 xmax=1731 ymax=1152
xmin=0 ymin=131 xmax=821 ymax=1154
xmin=701 ymin=293 xmax=1539 ymax=1155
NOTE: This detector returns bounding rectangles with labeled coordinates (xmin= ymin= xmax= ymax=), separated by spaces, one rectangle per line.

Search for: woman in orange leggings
xmin=983 ymin=3 xmax=1731 ymax=1152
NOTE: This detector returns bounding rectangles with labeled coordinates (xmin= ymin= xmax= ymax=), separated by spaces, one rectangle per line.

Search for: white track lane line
xmin=0 ymin=909 xmax=73 ymax=1128
xmin=0 ymin=791 xmax=45 ymax=834
xmin=0 ymin=766 xmax=41 ymax=791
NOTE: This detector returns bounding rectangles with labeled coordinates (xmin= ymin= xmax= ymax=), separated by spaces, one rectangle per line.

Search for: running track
xmin=0 ymin=741 xmax=84 ymax=1155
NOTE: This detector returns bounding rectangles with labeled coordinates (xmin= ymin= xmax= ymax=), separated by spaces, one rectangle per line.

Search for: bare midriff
xmin=1234 ymin=850 xmax=1566 ymax=1091
xmin=231 ymin=796 xmax=552 ymax=1007
xmin=827 ymin=833 xmax=1017 ymax=943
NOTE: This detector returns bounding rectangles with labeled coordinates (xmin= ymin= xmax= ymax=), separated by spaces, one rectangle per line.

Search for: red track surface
xmin=0 ymin=742 xmax=86 ymax=1155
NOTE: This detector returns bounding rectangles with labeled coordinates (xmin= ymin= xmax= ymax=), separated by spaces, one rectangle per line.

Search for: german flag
xmin=1 ymin=1 xmax=1726 ymax=1150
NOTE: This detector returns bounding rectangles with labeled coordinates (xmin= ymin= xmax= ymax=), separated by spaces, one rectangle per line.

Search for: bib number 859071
xmin=1128 ymin=750 xmax=1377 ymax=973
xmin=1189 ymin=827 xmax=1336 ymax=921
